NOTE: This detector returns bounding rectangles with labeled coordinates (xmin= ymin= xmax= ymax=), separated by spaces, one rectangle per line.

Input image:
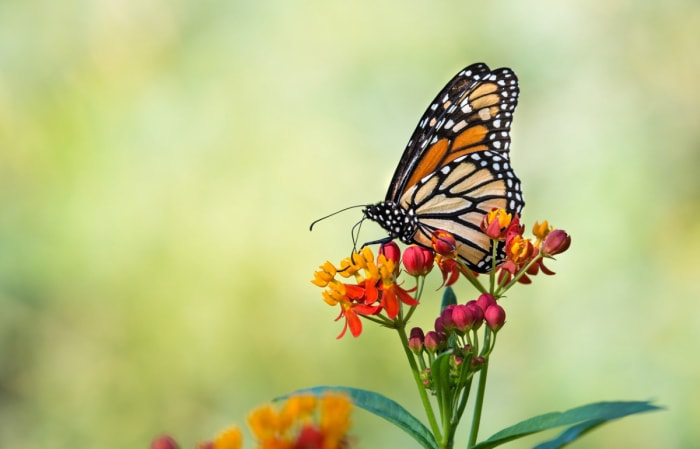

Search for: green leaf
xmin=441 ymin=286 xmax=457 ymax=310
xmin=430 ymin=352 xmax=454 ymax=424
xmin=471 ymin=401 xmax=662 ymax=449
xmin=277 ymin=386 xmax=439 ymax=449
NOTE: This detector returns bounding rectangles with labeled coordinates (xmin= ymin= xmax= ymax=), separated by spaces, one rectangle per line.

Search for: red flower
xmin=431 ymin=230 xmax=457 ymax=257
xmin=336 ymin=301 xmax=382 ymax=338
xmin=480 ymin=208 xmax=513 ymax=240
xmin=436 ymin=257 xmax=462 ymax=287
xmin=380 ymin=282 xmax=419 ymax=319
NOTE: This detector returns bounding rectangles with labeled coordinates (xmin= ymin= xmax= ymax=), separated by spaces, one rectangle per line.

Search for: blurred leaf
xmin=441 ymin=286 xmax=457 ymax=310
xmin=471 ymin=401 xmax=662 ymax=449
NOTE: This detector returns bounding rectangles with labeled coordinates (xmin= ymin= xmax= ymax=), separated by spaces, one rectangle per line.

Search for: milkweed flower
xmin=532 ymin=220 xmax=552 ymax=243
xmin=247 ymin=393 xmax=352 ymax=449
xmin=436 ymin=256 xmax=463 ymax=287
xmin=431 ymin=230 xmax=457 ymax=257
xmin=312 ymin=246 xmax=418 ymax=338
xmin=192 ymin=394 xmax=353 ymax=449
xmin=481 ymin=208 xmax=513 ymax=240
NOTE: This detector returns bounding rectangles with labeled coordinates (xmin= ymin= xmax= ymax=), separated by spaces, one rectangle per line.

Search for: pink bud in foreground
xmin=452 ymin=304 xmax=475 ymax=332
xmin=484 ymin=304 xmax=506 ymax=331
xmin=466 ymin=301 xmax=484 ymax=329
xmin=475 ymin=293 xmax=496 ymax=312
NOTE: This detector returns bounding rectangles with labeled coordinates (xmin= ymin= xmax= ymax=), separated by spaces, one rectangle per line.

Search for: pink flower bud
xmin=451 ymin=304 xmax=475 ymax=332
xmin=408 ymin=327 xmax=425 ymax=353
xmin=402 ymin=245 xmax=435 ymax=276
xmin=439 ymin=305 xmax=456 ymax=332
xmin=434 ymin=316 xmax=445 ymax=334
xmin=379 ymin=241 xmax=401 ymax=264
xmin=424 ymin=331 xmax=443 ymax=353
xmin=484 ymin=304 xmax=506 ymax=331
xmin=541 ymin=229 xmax=571 ymax=257
xmin=151 ymin=435 xmax=180 ymax=449
xmin=475 ymin=293 xmax=496 ymax=312
xmin=466 ymin=301 xmax=484 ymax=328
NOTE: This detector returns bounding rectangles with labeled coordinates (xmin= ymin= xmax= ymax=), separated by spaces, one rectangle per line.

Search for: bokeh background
xmin=1 ymin=0 xmax=699 ymax=447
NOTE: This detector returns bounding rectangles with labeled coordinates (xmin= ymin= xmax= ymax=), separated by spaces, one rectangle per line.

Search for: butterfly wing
xmin=398 ymin=151 xmax=523 ymax=271
xmin=382 ymin=63 xmax=523 ymax=271
xmin=386 ymin=63 xmax=519 ymax=202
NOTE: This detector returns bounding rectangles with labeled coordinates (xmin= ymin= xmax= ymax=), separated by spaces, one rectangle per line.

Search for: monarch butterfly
xmin=362 ymin=63 xmax=524 ymax=272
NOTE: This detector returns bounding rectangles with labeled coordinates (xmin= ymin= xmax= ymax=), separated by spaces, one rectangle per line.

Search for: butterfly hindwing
xmin=399 ymin=151 xmax=523 ymax=271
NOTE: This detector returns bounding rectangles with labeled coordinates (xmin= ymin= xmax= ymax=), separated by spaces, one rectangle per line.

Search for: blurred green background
xmin=1 ymin=0 xmax=699 ymax=447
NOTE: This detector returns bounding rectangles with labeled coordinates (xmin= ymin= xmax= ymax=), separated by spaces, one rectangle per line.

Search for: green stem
xmin=495 ymin=254 xmax=544 ymax=297
xmin=457 ymin=260 xmax=487 ymax=294
xmin=396 ymin=324 xmax=443 ymax=445
xmin=467 ymin=361 xmax=489 ymax=448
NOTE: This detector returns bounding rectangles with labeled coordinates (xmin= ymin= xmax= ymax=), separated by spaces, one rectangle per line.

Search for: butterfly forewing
xmin=386 ymin=63 xmax=519 ymax=202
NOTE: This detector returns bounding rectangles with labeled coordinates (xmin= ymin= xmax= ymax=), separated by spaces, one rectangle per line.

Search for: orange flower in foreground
xmin=312 ymin=246 xmax=418 ymax=338
xmin=248 ymin=394 xmax=353 ymax=449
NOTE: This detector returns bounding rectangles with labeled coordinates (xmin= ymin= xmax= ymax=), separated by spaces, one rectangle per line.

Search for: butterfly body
xmin=363 ymin=63 xmax=524 ymax=273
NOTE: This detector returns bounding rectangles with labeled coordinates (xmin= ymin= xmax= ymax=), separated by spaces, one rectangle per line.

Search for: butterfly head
xmin=363 ymin=201 xmax=418 ymax=245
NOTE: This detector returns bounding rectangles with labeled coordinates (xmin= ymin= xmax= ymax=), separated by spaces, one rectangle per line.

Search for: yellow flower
xmin=312 ymin=261 xmax=337 ymax=287
xmin=532 ymin=220 xmax=552 ymax=244
xmin=481 ymin=208 xmax=513 ymax=239
xmin=213 ymin=427 xmax=243 ymax=449
xmin=249 ymin=404 xmax=282 ymax=441
xmin=281 ymin=395 xmax=317 ymax=427
xmin=319 ymin=394 xmax=353 ymax=447
xmin=246 ymin=394 xmax=353 ymax=449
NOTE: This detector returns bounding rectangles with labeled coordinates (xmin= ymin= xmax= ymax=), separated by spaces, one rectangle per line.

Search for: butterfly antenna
xmin=309 ymin=204 xmax=367 ymax=231
xmin=351 ymin=217 xmax=365 ymax=253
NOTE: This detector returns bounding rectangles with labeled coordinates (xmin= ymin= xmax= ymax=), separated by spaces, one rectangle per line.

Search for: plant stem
xmin=396 ymin=323 xmax=443 ymax=445
xmin=467 ymin=361 xmax=489 ymax=448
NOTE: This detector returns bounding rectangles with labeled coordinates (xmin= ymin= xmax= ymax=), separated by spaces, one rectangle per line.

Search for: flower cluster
xmin=311 ymin=243 xmax=420 ymax=338
xmin=408 ymin=293 xmax=506 ymax=391
xmin=312 ymin=209 xmax=570 ymax=338
xmin=151 ymin=394 xmax=353 ymax=449
xmin=480 ymin=210 xmax=572 ymax=287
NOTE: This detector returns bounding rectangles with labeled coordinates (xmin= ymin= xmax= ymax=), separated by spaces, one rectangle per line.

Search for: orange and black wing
xmin=386 ymin=63 xmax=519 ymax=202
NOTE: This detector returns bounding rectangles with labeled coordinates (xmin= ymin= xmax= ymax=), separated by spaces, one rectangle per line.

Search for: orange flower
xmin=431 ymin=230 xmax=457 ymax=257
xmin=505 ymin=235 xmax=536 ymax=266
xmin=247 ymin=394 xmax=353 ymax=449
xmin=480 ymin=208 xmax=512 ymax=240
xmin=312 ymin=246 xmax=419 ymax=338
